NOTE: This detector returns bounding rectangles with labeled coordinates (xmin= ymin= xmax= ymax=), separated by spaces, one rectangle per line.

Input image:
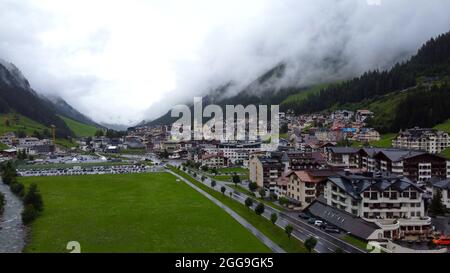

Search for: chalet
xmin=323 ymin=172 xmax=431 ymax=241
xmin=392 ymin=127 xmax=450 ymax=154
xmin=200 ymin=153 xmax=228 ymax=168
xmin=357 ymin=148 xmax=449 ymax=182
xmin=287 ymin=169 xmax=337 ymax=208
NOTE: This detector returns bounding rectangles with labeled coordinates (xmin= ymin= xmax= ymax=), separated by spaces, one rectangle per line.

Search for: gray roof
xmin=379 ymin=150 xmax=425 ymax=162
xmin=306 ymin=197 xmax=380 ymax=240
xmin=327 ymin=147 xmax=358 ymax=154
xmin=327 ymin=173 xmax=422 ymax=200
xmin=433 ymin=179 xmax=450 ymax=190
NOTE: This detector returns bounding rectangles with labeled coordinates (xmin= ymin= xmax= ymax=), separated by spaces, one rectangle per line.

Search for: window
xmin=390 ymin=192 xmax=398 ymax=200
xmin=370 ymin=192 xmax=378 ymax=200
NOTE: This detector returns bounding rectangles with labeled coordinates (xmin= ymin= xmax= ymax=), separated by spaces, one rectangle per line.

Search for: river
xmin=0 ymin=181 xmax=26 ymax=253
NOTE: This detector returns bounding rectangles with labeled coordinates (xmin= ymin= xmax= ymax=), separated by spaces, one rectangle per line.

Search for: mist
xmin=0 ymin=0 xmax=449 ymax=125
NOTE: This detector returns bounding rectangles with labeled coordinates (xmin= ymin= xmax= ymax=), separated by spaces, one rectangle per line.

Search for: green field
xmin=59 ymin=115 xmax=98 ymax=137
xmin=20 ymin=173 xmax=270 ymax=253
xmin=351 ymin=133 xmax=396 ymax=149
xmin=434 ymin=118 xmax=450 ymax=133
xmin=0 ymin=113 xmax=47 ymax=136
xmin=342 ymin=235 xmax=368 ymax=251
xmin=216 ymin=167 xmax=249 ymax=174
xmin=441 ymin=147 xmax=450 ymax=159
xmin=281 ymin=83 xmax=332 ymax=106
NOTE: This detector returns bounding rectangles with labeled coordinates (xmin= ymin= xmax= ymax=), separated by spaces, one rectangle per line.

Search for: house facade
xmin=323 ymin=173 xmax=431 ymax=241
xmin=356 ymin=148 xmax=449 ymax=183
xmin=287 ymin=170 xmax=336 ymax=209
xmin=392 ymin=128 xmax=450 ymax=154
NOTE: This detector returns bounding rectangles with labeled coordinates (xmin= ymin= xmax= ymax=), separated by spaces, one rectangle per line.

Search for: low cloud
xmin=1 ymin=0 xmax=450 ymax=125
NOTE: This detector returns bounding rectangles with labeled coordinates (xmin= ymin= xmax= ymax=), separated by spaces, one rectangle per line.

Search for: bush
xmin=22 ymin=205 xmax=38 ymax=225
xmin=255 ymin=203 xmax=265 ymax=215
xmin=24 ymin=183 xmax=44 ymax=213
xmin=305 ymin=237 xmax=318 ymax=253
xmin=259 ymin=189 xmax=266 ymax=199
xmin=248 ymin=182 xmax=258 ymax=192
xmin=245 ymin=197 xmax=254 ymax=208
xmin=279 ymin=197 xmax=289 ymax=206
xmin=10 ymin=182 xmax=25 ymax=198
xmin=271 ymin=213 xmax=278 ymax=225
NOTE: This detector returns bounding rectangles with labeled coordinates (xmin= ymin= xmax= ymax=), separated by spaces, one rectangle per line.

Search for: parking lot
xmin=18 ymin=165 xmax=164 ymax=177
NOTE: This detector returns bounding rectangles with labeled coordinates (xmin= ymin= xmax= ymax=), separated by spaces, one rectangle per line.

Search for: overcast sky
xmin=1 ymin=0 xmax=450 ymax=125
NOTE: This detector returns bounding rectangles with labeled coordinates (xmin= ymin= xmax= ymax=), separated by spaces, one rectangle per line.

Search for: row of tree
xmin=1 ymin=161 xmax=44 ymax=224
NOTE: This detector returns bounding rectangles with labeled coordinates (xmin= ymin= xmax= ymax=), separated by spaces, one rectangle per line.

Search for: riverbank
xmin=0 ymin=181 xmax=26 ymax=253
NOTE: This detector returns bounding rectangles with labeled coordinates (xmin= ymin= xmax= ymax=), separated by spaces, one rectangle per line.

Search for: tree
xmin=429 ymin=190 xmax=446 ymax=215
xmin=221 ymin=186 xmax=226 ymax=195
xmin=201 ymin=176 xmax=206 ymax=182
xmin=249 ymin=182 xmax=258 ymax=192
xmin=285 ymin=225 xmax=293 ymax=240
xmin=95 ymin=129 xmax=104 ymax=137
xmin=22 ymin=205 xmax=38 ymax=225
xmin=270 ymin=193 xmax=278 ymax=201
xmin=255 ymin=203 xmax=265 ymax=216
xmin=211 ymin=180 xmax=217 ymax=188
xmin=10 ymin=182 xmax=25 ymax=198
xmin=245 ymin=197 xmax=254 ymax=208
xmin=279 ymin=197 xmax=289 ymax=207
xmin=23 ymin=183 xmax=44 ymax=213
xmin=271 ymin=213 xmax=278 ymax=225
xmin=232 ymin=174 xmax=241 ymax=187
xmin=259 ymin=188 xmax=266 ymax=199
xmin=201 ymin=165 xmax=209 ymax=172
xmin=305 ymin=237 xmax=318 ymax=253
xmin=1 ymin=161 xmax=17 ymax=185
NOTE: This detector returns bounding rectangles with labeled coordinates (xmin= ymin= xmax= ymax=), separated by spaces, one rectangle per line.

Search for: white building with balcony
xmin=392 ymin=127 xmax=450 ymax=154
xmin=323 ymin=173 xmax=431 ymax=241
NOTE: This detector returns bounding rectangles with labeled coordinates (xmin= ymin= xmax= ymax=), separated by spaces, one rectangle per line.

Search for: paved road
xmin=179 ymin=167 xmax=365 ymax=253
xmin=168 ymin=170 xmax=285 ymax=253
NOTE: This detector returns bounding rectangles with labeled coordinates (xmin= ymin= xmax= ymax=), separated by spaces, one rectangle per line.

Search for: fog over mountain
xmin=1 ymin=0 xmax=450 ymax=125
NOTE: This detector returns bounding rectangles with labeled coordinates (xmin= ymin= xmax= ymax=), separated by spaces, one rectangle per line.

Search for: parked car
xmin=314 ymin=220 xmax=324 ymax=227
xmin=298 ymin=213 xmax=310 ymax=220
xmin=433 ymin=236 xmax=450 ymax=246
xmin=308 ymin=218 xmax=316 ymax=224
xmin=324 ymin=227 xmax=340 ymax=234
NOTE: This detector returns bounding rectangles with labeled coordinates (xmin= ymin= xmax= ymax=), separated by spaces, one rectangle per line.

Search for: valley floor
xmin=20 ymin=173 xmax=270 ymax=253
